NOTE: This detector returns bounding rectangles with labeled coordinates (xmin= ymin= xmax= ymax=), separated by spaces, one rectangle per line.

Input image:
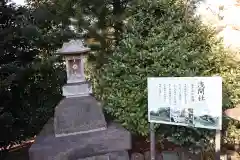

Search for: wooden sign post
xmin=215 ymin=130 xmax=221 ymax=160
xmin=150 ymin=123 xmax=156 ymax=160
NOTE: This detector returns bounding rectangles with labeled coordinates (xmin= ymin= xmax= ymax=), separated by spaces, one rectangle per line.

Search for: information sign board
xmin=148 ymin=77 xmax=222 ymax=130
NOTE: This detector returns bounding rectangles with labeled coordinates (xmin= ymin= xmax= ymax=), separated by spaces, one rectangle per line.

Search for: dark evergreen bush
xmin=0 ymin=1 xmax=71 ymax=156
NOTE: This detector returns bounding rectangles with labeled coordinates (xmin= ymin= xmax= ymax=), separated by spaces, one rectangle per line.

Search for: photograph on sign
xmin=147 ymin=77 xmax=222 ymax=130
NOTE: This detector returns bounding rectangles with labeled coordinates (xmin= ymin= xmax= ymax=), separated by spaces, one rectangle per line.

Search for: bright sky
xmin=12 ymin=0 xmax=26 ymax=5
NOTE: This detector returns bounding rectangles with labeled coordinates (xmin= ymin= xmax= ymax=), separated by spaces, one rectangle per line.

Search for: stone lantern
xmin=29 ymin=39 xmax=131 ymax=160
xmin=56 ymin=39 xmax=92 ymax=97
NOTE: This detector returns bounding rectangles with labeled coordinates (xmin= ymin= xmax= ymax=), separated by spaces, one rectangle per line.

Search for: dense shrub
xmin=0 ymin=59 xmax=65 ymax=146
xmin=91 ymin=0 xmax=240 ymax=151
xmin=0 ymin=1 xmax=71 ymax=156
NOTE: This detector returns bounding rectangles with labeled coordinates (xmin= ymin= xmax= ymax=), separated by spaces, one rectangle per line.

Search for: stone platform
xmin=29 ymin=118 xmax=131 ymax=160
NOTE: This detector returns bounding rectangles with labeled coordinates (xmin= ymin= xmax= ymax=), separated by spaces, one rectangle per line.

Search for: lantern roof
xmin=56 ymin=39 xmax=90 ymax=55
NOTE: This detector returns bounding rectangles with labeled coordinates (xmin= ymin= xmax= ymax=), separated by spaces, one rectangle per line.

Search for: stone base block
xmin=62 ymin=81 xmax=92 ymax=98
xmin=29 ymin=118 xmax=131 ymax=160
xmin=54 ymin=96 xmax=107 ymax=137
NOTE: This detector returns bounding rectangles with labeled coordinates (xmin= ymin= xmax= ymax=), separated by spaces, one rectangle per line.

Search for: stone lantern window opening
xmin=65 ymin=55 xmax=85 ymax=83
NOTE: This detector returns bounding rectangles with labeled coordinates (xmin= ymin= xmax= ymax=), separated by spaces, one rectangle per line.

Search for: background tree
xmin=0 ymin=0 xmax=74 ymax=158
xmin=93 ymin=0 xmax=240 ymax=153
xmin=27 ymin=0 xmax=133 ymax=67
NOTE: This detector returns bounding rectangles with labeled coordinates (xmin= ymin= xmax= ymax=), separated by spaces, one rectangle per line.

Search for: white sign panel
xmin=148 ymin=77 xmax=222 ymax=130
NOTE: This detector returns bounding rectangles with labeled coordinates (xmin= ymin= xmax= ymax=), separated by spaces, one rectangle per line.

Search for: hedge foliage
xmin=0 ymin=2 xmax=71 ymax=155
xmin=91 ymin=0 xmax=240 ymax=151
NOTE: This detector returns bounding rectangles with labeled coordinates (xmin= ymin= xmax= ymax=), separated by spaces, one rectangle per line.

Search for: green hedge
xmin=91 ymin=0 xmax=240 ymax=151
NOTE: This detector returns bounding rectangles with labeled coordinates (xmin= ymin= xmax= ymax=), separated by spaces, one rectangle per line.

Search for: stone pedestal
xmin=54 ymin=96 xmax=107 ymax=137
xmin=29 ymin=40 xmax=131 ymax=160
xmin=29 ymin=96 xmax=131 ymax=160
